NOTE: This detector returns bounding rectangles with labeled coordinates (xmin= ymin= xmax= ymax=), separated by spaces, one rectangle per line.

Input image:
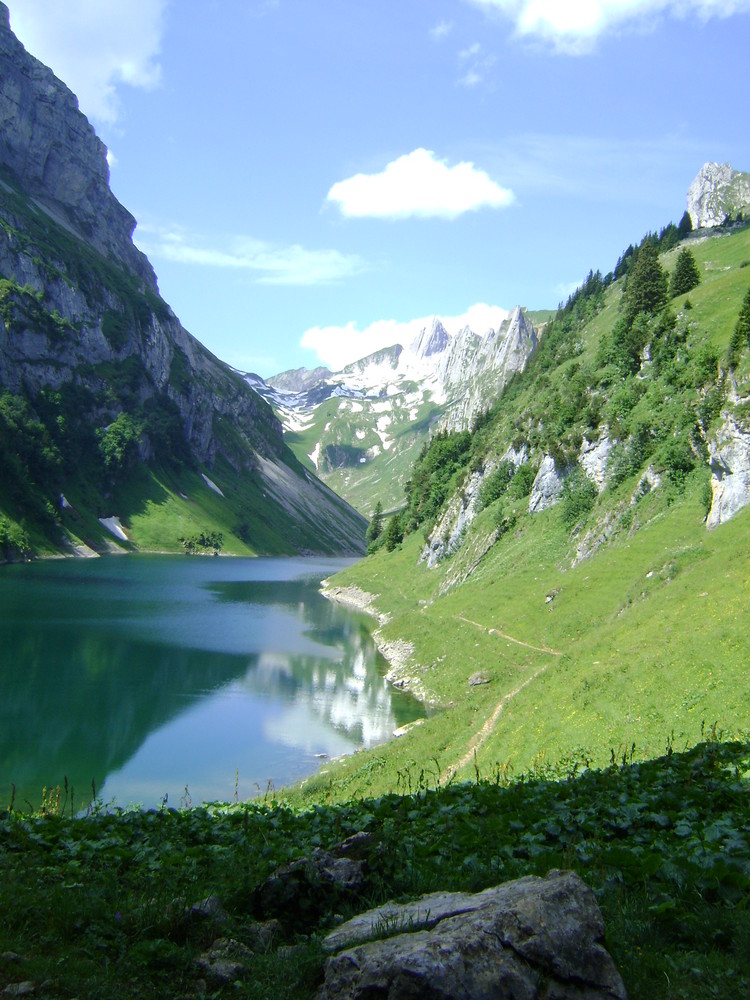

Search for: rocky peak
xmin=409 ymin=317 xmax=450 ymax=359
xmin=0 ymin=2 xmax=156 ymax=288
xmin=686 ymin=162 xmax=750 ymax=230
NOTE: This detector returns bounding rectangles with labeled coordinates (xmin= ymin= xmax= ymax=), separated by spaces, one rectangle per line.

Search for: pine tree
xmin=678 ymin=210 xmax=693 ymax=238
xmin=384 ymin=512 xmax=403 ymax=551
xmin=670 ymin=247 xmax=701 ymax=298
xmin=624 ymin=242 xmax=668 ymax=326
xmin=366 ymin=500 xmax=383 ymax=544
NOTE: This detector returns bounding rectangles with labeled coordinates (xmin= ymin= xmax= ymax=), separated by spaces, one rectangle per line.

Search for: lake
xmin=0 ymin=556 xmax=424 ymax=811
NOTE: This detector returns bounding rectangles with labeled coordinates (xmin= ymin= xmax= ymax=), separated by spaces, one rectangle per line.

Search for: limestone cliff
xmin=0 ymin=4 xmax=366 ymax=556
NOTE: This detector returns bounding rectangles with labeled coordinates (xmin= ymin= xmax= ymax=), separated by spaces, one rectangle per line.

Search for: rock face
xmin=319 ymin=870 xmax=627 ymax=1000
xmin=0 ymin=6 xmax=366 ymax=555
xmin=529 ymin=454 xmax=567 ymax=513
xmin=686 ymin=162 xmax=750 ymax=230
xmin=707 ymin=413 xmax=750 ymax=528
xmin=0 ymin=3 xmax=154 ymax=288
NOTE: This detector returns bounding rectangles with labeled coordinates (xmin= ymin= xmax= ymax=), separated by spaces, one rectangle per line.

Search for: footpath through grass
xmin=1 ymin=740 xmax=748 ymax=998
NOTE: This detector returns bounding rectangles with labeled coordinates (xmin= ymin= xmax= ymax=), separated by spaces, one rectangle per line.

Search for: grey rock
xmin=580 ymin=433 xmax=611 ymax=492
xmin=707 ymin=413 xmax=750 ymax=528
xmin=0 ymin=3 xmax=155 ymax=288
xmin=253 ymin=835 xmax=377 ymax=928
xmin=319 ymin=870 xmax=627 ymax=1000
xmin=0 ymin=5 xmax=367 ymax=556
xmin=468 ymin=671 xmax=490 ymax=686
xmin=529 ymin=454 xmax=567 ymax=513
xmin=190 ymin=893 xmax=228 ymax=925
xmin=194 ymin=938 xmax=254 ymax=984
xmin=687 ymin=162 xmax=750 ymax=230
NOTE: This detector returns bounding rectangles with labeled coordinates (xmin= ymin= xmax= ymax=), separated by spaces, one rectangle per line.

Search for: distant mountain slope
xmin=247 ymin=307 xmax=538 ymax=515
xmin=0 ymin=3 xmax=366 ymax=559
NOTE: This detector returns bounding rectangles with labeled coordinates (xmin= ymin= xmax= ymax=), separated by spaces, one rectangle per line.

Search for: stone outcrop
xmin=529 ymin=454 xmax=567 ymax=513
xmin=706 ymin=413 xmax=750 ymax=528
xmin=319 ymin=870 xmax=627 ymax=1000
xmin=580 ymin=433 xmax=611 ymax=492
xmin=0 ymin=3 xmax=155 ymax=288
xmin=687 ymin=162 xmax=750 ymax=230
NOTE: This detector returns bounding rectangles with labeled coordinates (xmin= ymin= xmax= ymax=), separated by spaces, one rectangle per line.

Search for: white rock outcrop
xmin=580 ymin=433 xmax=611 ymax=492
xmin=706 ymin=414 xmax=750 ymax=528
xmin=529 ymin=454 xmax=566 ymax=513
xmin=687 ymin=162 xmax=750 ymax=230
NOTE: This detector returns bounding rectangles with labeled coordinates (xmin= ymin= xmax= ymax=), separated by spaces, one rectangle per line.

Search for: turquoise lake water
xmin=0 ymin=556 xmax=423 ymax=810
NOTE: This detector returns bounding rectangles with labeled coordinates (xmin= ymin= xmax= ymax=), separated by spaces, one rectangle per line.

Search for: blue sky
xmin=9 ymin=1 xmax=750 ymax=376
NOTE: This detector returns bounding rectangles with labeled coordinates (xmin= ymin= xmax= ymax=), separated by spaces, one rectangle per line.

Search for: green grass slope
xmin=295 ymin=223 xmax=750 ymax=802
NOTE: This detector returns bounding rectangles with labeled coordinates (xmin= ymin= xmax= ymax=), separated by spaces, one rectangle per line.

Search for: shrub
xmin=560 ymin=468 xmax=597 ymax=530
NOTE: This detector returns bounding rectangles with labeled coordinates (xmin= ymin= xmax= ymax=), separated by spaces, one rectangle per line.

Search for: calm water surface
xmin=0 ymin=556 xmax=423 ymax=809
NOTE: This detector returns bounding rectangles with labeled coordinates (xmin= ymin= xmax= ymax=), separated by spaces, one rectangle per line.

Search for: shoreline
xmin=322 ymin=581 xmax=436 ymax=707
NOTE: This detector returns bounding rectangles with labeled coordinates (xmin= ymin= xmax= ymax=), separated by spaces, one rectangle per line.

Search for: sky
xmin=8 ymin=1 xmax=750 ymax=376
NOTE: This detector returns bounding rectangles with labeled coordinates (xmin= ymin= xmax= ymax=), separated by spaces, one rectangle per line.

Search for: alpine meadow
xmin=2 ymin=1 xmax=750 ymax=998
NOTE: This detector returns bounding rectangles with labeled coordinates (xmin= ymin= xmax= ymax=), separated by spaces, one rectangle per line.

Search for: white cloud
xmin=465 ymin=0 xmax=750 ymax=52
xmin=135 ymin=224 xmax=366 ymax=286
xmin=9 ymin=0 xmax=167 ymax=125
xmin=326 ymin=149 xmax=514 ymax=220
xmin=430 ymin=20 xmax=453 ymax=39
xmin=301 ymin=304 xmax=510 ymax=370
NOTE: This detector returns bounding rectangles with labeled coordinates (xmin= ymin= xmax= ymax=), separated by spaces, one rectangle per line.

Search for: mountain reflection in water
xmin=0 ymin=556 xmax=424 ymax=809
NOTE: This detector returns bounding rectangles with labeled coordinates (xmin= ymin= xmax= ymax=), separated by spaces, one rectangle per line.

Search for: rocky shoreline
xmin=321 ymin=582 xmax=434 ymax=706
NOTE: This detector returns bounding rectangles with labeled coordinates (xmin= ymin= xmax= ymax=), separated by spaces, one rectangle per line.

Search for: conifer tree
xmin=624 ymin=242 xmax=668 ymax=325
xmin=670 ymin=247 xmax=701 ymax=298
xmin=366 ymin=500 xmax=383 ymax=544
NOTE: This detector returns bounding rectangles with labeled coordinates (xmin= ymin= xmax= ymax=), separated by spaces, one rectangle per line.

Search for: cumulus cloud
xmin=465 ymin=0 xmax=750 ymax=52
xmin=301 ymin=303 xmax=510 ymax=370
xmin=135 ymin=225 xmax=366 ymax=286
xmin=9 ymin=0 xmax=167 ymax=125
xmin=326 ymin=149 xmax=514 ymax=220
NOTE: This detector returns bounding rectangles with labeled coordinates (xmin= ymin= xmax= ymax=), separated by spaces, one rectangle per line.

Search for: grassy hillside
xmin=292 ymin=222 xmax=750 ymax=803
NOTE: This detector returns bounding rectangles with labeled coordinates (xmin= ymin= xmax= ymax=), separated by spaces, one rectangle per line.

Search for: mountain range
xmin=246 ymin=305 xmax=539 ymax=515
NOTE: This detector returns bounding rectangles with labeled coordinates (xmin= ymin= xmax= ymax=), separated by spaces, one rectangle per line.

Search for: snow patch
xmin=201 ymin=473 xmax=225 ymax=497
xmin=309 ymin=442 xmax=321 ymax=469
xmin=98 ymin=516 xmax=128 ymax=541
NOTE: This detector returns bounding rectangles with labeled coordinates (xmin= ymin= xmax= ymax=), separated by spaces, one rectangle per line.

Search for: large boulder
xmin=319 ymin=869 xmax=627 ymax=999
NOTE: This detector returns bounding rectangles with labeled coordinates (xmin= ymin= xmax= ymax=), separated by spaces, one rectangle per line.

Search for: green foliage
xmin=477 ymin=460 xmax=514 ymax=510
xmin=727 ymin=286 xmax=750 ymax=369
xmin=670 ymin=248 xmax=701 ymax=298
xmin=658 ymin=434 xmax=696 ymax=491
xmin=0 ymin=515 xmax=31 ymax=560
xmin=1 ymin=741 xmax=749 ymax=999
xmin=101 ymin=309 xmax=131 ymax=351
xmin=96 ymin=412 xmax=141 ymax=474
xmin=366 ymin=501 xmax=384 ymax=546
xmin=506 ymin=461 xmax=535 ymax=500
xmin=180 ymin=530 xmax=223 ymax=554
xmin=560 ymin=468 xmax=597 ymax=529
xmin=384 ymin=512 xmax=403 ymax=551
xmin=403 ymin=430 xmax=472 ymax=532
xmin=624 ymin=242 xmax=668 ymax=326
xmin=678 ymin=210 xmax=693 ymax=238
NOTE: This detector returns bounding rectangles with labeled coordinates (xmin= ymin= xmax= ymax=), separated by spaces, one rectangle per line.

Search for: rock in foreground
xmin=319 ymin=869 xmax=626 ymax=999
